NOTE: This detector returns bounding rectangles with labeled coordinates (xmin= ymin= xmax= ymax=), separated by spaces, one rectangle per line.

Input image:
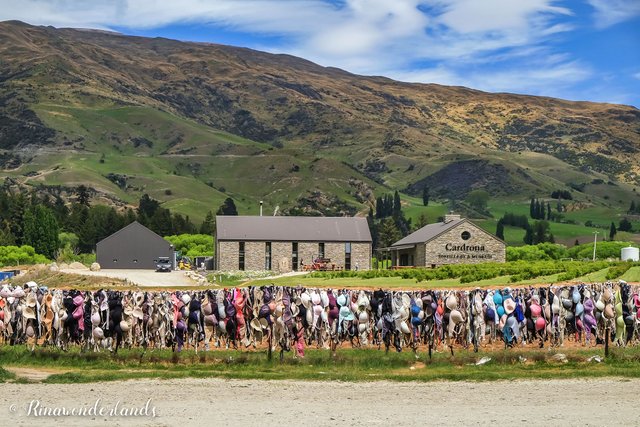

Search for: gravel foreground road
xmin=1 ymin=377 xmax=637 ymax=426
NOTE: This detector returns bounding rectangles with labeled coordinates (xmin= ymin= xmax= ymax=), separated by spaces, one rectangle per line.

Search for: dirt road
xmin=60 ymin=269 xmax=198 ymax=287
xmin=1 ymin=377 xmax=637 ymax=426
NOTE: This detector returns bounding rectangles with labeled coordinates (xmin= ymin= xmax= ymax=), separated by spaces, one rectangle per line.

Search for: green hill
xmin=0 ymin=20 xmax=639 ymax=240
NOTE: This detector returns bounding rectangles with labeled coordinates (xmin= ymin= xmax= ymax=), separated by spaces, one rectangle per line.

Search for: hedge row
xmin=312 ymin=260 xmax=614 ymax=284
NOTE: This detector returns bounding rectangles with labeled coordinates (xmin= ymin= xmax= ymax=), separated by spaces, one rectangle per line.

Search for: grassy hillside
xmin=0 ymin=21 xmax=639 ymax=238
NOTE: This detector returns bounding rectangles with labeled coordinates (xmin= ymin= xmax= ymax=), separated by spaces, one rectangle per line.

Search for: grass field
xmin=621 ymin=266 xmax=640 ymax=282
xmin=1 ymin=346 xmax=639 ymax=384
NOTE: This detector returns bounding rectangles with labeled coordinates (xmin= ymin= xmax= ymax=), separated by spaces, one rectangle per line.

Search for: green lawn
xmin=2 ymin=346 xmax=640 ymax=384
xmin=574 ymin=267 xmax=611 ymax=283
xmin=621 ymin=266 xmax=640 ymax=282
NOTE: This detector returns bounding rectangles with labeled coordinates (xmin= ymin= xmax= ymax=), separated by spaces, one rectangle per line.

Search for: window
xmin=239 ymin=242 xmax=245 ymax=271
xmin=345 ymin=242 xmax=351 ymax=270
xmin=265 ymin=242 xmax=272 ymax=270
xmin=292 ymin=242 xmax=299 ymax=271
xmin=461 ymin=231 xmax=471 ymax=240
xmin=318 ymin=242 xmax=325 ymax=259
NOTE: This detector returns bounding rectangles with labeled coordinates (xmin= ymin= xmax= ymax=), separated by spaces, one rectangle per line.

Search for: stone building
xmin=383 ymin=214 xmax=505 ymax=267
xmin=215 ymin=216 xmax=372 ymax=272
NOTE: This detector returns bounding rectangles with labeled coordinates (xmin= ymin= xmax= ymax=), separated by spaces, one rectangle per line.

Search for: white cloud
xmin=389 ymin=59 xmax=593 ymax=99
xmin=1 ymin=0 xmax=628 ymax=103
xmin=587 ymin=0 xmax=640 ymax=29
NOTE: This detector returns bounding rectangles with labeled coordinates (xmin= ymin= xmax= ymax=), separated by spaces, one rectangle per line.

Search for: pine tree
xmin=23 ymin=206 xmax=59 ymax=259
xmin=547 ymin=202 xmax=552 ymax=220
xmin=422 ymin=187 xmax=430 ymax=207
xmin=219 ymin=198 xmax=238 ymax=215
xmin=393 ymin=191 xmax=402 ymax=217
xmin=199 ymin=211 xmax=216 ymax=235
xmin=619 ymin=218 xmax=633 ymax=232
xmin=496 ymin=220 xmax=505 ymax=240
xmin=529 ymin=197 xmax=535 ymax=219
xmin=377 ymin=217 xmax=401 ymax=248
xmin=609 ymin=222 xmax=617 ymax=241
xmin=630 ymin=201 xmax=636 ymax=214
xmin=523 ymin=224 xmax=533 ymax=245
xmin=375 ymin=196 xmax=384 ymax=219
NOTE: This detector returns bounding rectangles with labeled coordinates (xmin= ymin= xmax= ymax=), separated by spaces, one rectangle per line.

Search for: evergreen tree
xmin=536 ymin=200 xmax=543 ymax=219
xmin=415 ymin=213 xmax=429 ymax=230
xmin=23 ymin=205 xmax=59 ymax=259
xmin=66 ymin=203 xmax=89 ymax=236
xmin=523 ymin=224 xmax=533 ymax=245
xmin=8 ymin=193 xmax=27 ymax=244
xmin=496 ymin=220 xmax=505 ymax=240
xmin=393 ymin=191 xmax=402 ymax=217
xmin=529 ymin=197 xmax=535 ymax=219
xmin=138 ymin=194 xmax=160 ymax=220
xmin=199 ymin=211 xmax=216 ymax=235
xmin=375 ymin=196 xmax=384 ymax=219
xmin=422 ymin=187 xmax=430 ymax=207
xmin=124 ymin=208 xmax=137 ymax=225
xmin=367 ymin=207 xmax=378 ymax=249
xmin=547 ymin=202 xmax=552 ymax=220
xmin=149 ymin=208 xmax=173 ymax=236
xmin=0 ymin=226 xmax=15 ymax=246
xmin=619 ymin=217 xmax=633 ymax=232
xmin=609 ymin=222 xmax=617 ymax=240
xmin=216 ymin=197 xmax=238 ymax=216
xmin=377 ymin=217 xmax=401 ymax=248
xmin=630 ymin=200 xmax=636 ymax=214
xmin=384 ymin=194 xmax=394 ymax=217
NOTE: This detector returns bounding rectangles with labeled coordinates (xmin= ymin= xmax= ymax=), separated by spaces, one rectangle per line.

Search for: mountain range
xmin=0 ymin=20 xmax=639 ymax=238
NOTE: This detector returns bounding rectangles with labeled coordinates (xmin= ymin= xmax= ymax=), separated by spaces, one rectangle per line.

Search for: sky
xmin=1 ymin=0 xmax=639 ymax=107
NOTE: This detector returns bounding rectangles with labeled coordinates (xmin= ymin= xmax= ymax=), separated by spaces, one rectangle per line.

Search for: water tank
xmin=621 ymin=247 xmax=640 ymax=262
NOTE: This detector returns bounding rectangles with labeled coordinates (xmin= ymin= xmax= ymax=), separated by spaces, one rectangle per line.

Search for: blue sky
xmin=2 ymin=0 xmax=639 ymax=107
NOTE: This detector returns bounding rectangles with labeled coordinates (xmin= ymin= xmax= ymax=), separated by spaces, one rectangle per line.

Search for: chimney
xmin=444 ymin=212 xmax=461 ymax=223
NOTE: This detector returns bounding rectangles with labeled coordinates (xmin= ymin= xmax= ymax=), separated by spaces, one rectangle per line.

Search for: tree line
xmin=0 ymin=187 xmax=240 ymax=258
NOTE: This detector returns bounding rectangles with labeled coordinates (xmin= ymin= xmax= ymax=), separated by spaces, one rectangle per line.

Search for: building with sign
xmin=382 ymin=214 xmax=505 ymax=267
xmin=215 ymin=216 xmax=372 ymax=272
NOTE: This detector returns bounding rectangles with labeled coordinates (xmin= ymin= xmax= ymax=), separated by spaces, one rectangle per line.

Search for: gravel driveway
xmin=2 ymin=377 xmax=638 ymax=426
xmin=60 ymin=269 xmax=199 ymax=287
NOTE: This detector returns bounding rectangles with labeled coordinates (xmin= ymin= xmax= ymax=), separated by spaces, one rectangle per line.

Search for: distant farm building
xmin=381 ymin=214 xmax=506 ymax=268
xmin=215 ymin=216 xmax=372 ymax=272
xmin=96 ymin=221 xmax=175 ymax=270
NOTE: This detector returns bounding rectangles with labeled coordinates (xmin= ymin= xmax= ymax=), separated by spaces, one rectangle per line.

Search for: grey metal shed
xmin=96 ymin=221 xmax=175 ymax=270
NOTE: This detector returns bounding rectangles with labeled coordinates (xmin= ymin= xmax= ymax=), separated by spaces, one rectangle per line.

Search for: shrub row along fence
xmin=313 ymin=260 xmax=637 ymax=284
xmin=1 ymin=281 xmax=639 ymax=358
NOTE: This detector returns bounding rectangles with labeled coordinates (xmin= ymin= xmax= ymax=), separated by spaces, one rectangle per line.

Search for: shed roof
xmin=216 ymin=216 xmax=372 ymax=242
xmin=391 ymin=218 xmax=465 ymax=247
xmin=96 ymin=221 xmax=172 ymax=248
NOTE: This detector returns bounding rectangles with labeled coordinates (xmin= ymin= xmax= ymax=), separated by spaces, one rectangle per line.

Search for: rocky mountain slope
xmin=0 ymin=20 xmax=639 ymax=222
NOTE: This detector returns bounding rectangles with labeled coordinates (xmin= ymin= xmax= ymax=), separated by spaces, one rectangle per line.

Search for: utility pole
xmin=592 ymin=231 xmax=598 ymax=261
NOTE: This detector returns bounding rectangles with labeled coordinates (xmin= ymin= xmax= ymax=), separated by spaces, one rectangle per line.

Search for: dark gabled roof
xmin=391 ymin=218 xmax=465 ymax=247
xmin=216 ymin=216 xmax=372 ymax=242
xmin=96 ymin=221 xmax=172 ymax=247
xmin=391 ymin=217 xmax=506 ymax=247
